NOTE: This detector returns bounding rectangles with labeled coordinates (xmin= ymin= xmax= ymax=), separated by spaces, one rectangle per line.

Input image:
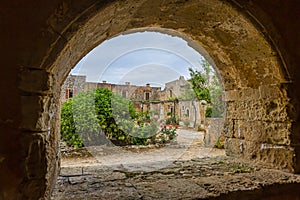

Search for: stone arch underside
xmin=7 ymin=0 xmax=299 ymax=199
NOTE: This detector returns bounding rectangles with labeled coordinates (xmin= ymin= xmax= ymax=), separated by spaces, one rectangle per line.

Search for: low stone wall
xmin=203 ymin=118 xmax=225 ymax=147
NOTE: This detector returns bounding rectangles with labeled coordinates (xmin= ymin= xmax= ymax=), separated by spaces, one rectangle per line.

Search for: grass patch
xmin=230 ymin=166 xmax=251 ymax=173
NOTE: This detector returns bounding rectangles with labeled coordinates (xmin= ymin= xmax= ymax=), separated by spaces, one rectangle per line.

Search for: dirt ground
xmin=52 ymin=129 xmax=300 ymax=200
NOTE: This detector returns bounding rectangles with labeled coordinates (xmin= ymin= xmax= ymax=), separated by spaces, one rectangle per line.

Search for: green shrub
xmin=61 ymin=88 xmax=180 ymax=147
xmin=161 ymin=125 xmax=178 ymax=140
xmin=205 ymin=107 xmax=212 ymax=118
xmin=215 ymin=139 xmax=224 ymax=149
xmin=60 ymin=99 xmax=83 ymax=148
xmin=197 ymin=125 xmax=206 ymax=132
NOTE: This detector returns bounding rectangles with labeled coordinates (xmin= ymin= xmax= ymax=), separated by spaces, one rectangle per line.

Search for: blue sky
xmin=71 ymin=31 xmax=205 ymax=87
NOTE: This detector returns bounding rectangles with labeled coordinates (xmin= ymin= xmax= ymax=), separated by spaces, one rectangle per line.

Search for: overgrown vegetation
xmin=60 ymin=88 xmax=178 ymax=148
xmin=188 ymin=59 xmax=225 ymax=118
xmin=215 ymin=139 xmax=224 ymax=149
xmin=60 ymin=99 xmax=83 ymax=148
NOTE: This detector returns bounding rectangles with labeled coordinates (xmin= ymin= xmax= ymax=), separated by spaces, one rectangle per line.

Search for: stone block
xmin=224 ymin=90 xmax=240 ymax=101
xmin=225 ymin=88 xmax=260 ymax=102
xmin=21 ymin=95 xmax=51 ymax=131
xmin=233 ymin=120 xmax=263 ymax=142
xmin=223 ymin=119 xmax=234 ymax=138
xmin=247 ymin=99 xmax=265 ymax=120
xmin=262 ymin=121 xmax=292 ymax=145
xmin=60 ymin=167 xmax=83 ymax=176
xmin=225 ymin=138 xmax=243 ymax=157
xmin=19 ymin=68 xmax=52 ymax=94
xmin=226 ymin=101 xmax=249 ymax=120
xmin=259 ymin=84 xmax=282 ymax=100
xmin=262 ymin=98 xmax=289 ymax=122
xmin=251 ymin=56 xmax=284 ymax=83
xmin=225 ymin=138 xmax=297 ymax=172
xmin=256 ymin=144 xmax=296 ymax=172
xmin=240 ymin=87 xmax=260 ymax=101
xmin=20 ymin=133 xmax=48 ymax=179
xmin=232 ymin=120 xmax=292 ymax=146
xmin=239 ymin=140 xmax=261 ymax=161
xmin=204 ymin=118 xmax=224 ymax=147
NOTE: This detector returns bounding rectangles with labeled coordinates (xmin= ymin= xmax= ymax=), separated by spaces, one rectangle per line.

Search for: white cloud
xmin=71 ymin=31 xmax=205 ymax=85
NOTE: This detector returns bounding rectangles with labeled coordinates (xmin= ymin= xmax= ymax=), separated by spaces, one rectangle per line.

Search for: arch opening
xmin=10 ymin=0 xmax=299 ymax=199
xmin=58 ymin=30 xmax=226 ymax=165
xmin=50 ymin=0 xmax=294 ymax=173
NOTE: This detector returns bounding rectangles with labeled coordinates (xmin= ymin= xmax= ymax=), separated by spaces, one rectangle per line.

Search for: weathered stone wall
xmin=178 ymin=100 xmax=202 ymax=128
xmin=165 ymin=76 xmax=189 ymax=99
xmin=61 ymin=75 xmax=86 ymax=103
xmin=0 ymin=0 xmax=299 ymax=199
xmin=204 ymin=118 xmax=225 ymax=147
xmin=224 ymin=85 xmax=296 ymax=171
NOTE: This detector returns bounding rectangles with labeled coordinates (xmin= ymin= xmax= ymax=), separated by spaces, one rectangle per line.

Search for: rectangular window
xmin=122 ymin=90 xmax=127 ymax=98
xmin=66 ymin=88 xmax=74 ymax=99
xmin=69 ymin=89 xmax=73 ymax=98
xmin=145 ymin=92 xmax=150 ymax=100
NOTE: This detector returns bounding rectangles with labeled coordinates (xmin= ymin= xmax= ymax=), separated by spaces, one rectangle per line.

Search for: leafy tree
xmin=61 ymin=88 xmax=163 ymax=146
xmin=188 ymin=67 xmax=211 ymax=103
xmin=60 ymin=99 xmax=83 ymax=148
xmin=188 ymin=59 xmax=225 ymax=118
xmin=208 ymin=72 xmax=224 ymax=117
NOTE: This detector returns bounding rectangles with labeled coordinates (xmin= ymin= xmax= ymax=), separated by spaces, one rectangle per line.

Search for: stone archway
xmin=1 ymin=0 xmax=299 ymax=199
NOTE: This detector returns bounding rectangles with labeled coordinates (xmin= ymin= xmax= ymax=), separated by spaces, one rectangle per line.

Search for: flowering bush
xmin=61 ymin=87 xmax=179 ymax=147
xmin=160 ymin=124 xmax=178 ymax=141
xmin=131 ymin=123 xmax=179 ymax=145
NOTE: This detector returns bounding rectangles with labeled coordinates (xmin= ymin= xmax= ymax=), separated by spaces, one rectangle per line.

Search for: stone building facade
xmin=61 ymin=75 xmax=204 ymax=126
xmin=61 ymin=75 xmax=86 ymax=102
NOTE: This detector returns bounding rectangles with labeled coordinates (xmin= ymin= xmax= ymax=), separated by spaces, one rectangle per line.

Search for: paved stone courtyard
xmin=51 ymin=129 xmax=300 ymax=200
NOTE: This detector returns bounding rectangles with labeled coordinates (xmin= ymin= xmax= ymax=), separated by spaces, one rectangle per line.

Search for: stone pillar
xmin=18 ymin=69 xmax=60 ymax=199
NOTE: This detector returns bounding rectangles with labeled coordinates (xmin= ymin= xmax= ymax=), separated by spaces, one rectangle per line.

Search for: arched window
xmin=186 ymin=109 xmax=190 ymax=117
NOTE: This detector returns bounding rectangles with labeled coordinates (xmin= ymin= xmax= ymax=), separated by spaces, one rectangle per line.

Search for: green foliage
xmin=188 ymin=67 xmax=211 ymax=103
xmin=215 ymin=139 xmax=224 ymax=149
xmin=161 ymin=125 xmax=178 ymax=140
xmin=166 ymin=117 xmax=177 ymax=125
xmin=136 ymin=110 xmax=151 ymax=122
xmin=208 ymin=69 xmax=225 ymax=118
xmin=230 ymin=166 xmax=251 ymax=173
xmin=130 ymin=123 xmax=159 ymax=145
xmin=184 ymin=120 xmax=190 ymax=127
xmin=188 ymin=58 xmax=225 ymax=118
xmin=205 ymin=107 xmax=212 ymax=118
xmin=197 ymin=125 xmax=206 ymax=132
xmin=60 ymin=99 xmax=83 ymax=148
xmin=60 ymin=88 xmax=176 ymax=147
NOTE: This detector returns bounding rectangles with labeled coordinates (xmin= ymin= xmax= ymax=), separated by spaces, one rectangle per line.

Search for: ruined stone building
xmin=61 ymin=75 xmax=161 ymax=103
xmin=61 ymin=75 xmax=203 ymax=126
xmin=1 ymin=0 xmax=299 ymax=199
